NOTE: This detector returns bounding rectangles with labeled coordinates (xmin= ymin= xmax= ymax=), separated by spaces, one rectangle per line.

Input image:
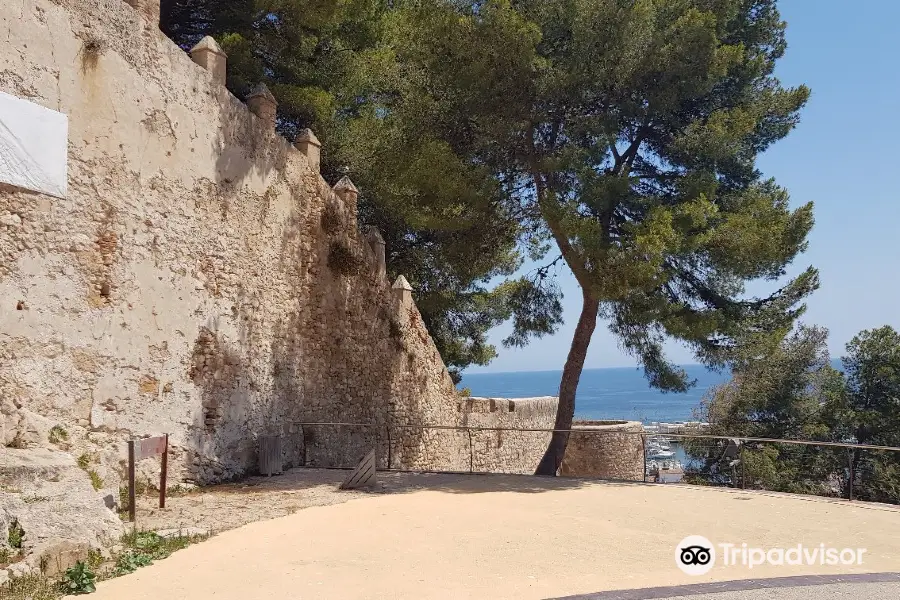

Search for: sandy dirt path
xmin=86 ymin=475 xmax=900 ymax=599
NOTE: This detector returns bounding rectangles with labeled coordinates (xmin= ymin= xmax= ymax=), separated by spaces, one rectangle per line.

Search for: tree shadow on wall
xmin=267 ymin=190 xmax=417 ymax=472
xmin=181 ymin=321 xmax=253 ymax=484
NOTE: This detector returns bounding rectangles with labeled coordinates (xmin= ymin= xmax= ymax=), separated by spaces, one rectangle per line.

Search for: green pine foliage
xmin=695 ymin=325 xmax=900 ymax=504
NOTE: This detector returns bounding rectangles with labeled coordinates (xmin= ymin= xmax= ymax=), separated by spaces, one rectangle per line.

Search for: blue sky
xmin=470 ymin=1 xmax=900 ymax=374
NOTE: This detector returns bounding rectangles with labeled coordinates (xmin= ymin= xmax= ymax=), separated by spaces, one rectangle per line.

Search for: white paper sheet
xmin=0 ymin=91 xmax=68 ymax=199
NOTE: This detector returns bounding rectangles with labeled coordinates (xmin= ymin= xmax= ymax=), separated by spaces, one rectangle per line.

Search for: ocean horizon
xmin=462 ymin=360 xmax=845 ymax=423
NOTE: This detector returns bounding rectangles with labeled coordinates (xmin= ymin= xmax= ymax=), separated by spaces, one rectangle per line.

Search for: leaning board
xmin=340 ymin=448 xmax=377 ymax=490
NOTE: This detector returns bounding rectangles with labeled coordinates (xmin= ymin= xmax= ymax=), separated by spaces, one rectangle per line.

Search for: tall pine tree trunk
xmin=535 ymin=292 xmax=600 ymax=476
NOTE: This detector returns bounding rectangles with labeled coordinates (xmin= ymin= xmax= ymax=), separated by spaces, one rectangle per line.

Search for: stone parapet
xmin=559 ymin=420 xmax=645 ymax=480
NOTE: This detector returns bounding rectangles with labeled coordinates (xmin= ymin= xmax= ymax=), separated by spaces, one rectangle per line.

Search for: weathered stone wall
xmin=559 ymin=420 xmax=645 ymax=481
xmin=0 ymin=0 xmax=638 ymax=494
xmin=454 ymin=396 xmax=557 ymax=474
xmin=0 ymin=0 xmax=476 ymax=487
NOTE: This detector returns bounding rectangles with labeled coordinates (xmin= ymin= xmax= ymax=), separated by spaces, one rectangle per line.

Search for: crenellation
xmin=365 ymin=227 xmax=387 ymax=282
xmin=189 ymin=36 xmax=227 ymax=85
xmin=246 ymin=83 xmax=278 ymax=129
xmin=294 ymin=129 xmax=322 ymax=173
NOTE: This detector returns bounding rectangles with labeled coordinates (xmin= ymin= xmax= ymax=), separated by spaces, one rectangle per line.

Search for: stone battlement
xmin=459 ymin=396 xmax=558 ymax=416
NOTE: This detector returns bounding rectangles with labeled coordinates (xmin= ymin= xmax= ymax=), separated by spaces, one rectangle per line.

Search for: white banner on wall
xmin=0 ymin=91 xmax=68 ymax=199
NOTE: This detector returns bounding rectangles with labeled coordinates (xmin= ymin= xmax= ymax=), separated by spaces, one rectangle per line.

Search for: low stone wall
xmin=456 ymin=396 xmax=558 ymax=474
xmin=559 ymin=420 xmax=645 ymax=481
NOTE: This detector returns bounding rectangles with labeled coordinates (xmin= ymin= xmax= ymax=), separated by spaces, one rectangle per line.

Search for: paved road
xmin=554 ymin=574 xmax=900 ymax=599
xmin=82 ymin=474 xmax=900 ymax=599
xmin=654 ymin=582 xmax=900 ymax=600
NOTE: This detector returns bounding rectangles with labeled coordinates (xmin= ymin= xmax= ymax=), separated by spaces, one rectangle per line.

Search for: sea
xmin=463 ymin=359 xmax=845 ymax=424
xmin=462 ymin=365 xmax=729 ymax=424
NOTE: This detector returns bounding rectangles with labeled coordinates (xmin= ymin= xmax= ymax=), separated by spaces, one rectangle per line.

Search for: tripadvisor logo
xmin=676 ymin=535 xmax=716 ymax=575
xmin=676 ymin=536 xmax=867 ymax=575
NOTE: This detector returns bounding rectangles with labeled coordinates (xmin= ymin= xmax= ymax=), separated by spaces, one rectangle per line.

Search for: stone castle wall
xmin=457 ymin=396 xmax=557 ymax=473
xmin=0 ymin=0 xmax=556 ymax=488
xmin=559 ymin=420 xmax=645 ymax=481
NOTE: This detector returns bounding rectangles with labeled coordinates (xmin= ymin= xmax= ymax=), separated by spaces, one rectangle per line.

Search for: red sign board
xmin=136 ymin=435 xmax=167 ymax=461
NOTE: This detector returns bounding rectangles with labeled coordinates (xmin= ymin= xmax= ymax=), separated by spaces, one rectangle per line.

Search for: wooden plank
xmin=136 ymin=435 xmax=167 ymax=461
xmin=340 ymin=448 xmax=376 ymax=490
xmin=347 ymin=462 xmax=375 ymax=488
xmin=259 ymin=435 xmax=283 ymax=476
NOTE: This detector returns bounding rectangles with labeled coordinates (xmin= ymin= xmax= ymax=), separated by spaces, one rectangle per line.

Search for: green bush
xmin=115 ymin=551 xmax=153 ymax=575
xmin=62 ymin=561 xmax=96 ymax=595
xmin=76 ymin=453 xmax=92 ymax=470
xmin=87 ymin=470 xmax=104 ymax=491
xmin=8 ymin=519 xmax=24 ymax=549
xmin=327 ymin=241 xmax=364 ymax=276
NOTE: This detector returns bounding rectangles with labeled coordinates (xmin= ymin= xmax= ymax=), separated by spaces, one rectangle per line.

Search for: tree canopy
xmin=382 ymin=0 xmax=817 ymax=472
xmin=694 ymin=325 xmax=900 ymax=504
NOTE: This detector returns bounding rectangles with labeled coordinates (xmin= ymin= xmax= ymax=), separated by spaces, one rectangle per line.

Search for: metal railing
xmin=289 ymin=421 xmax=900 ymax=504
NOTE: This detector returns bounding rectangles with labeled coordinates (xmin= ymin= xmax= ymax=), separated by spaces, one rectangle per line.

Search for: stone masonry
xmin=0 ymin=0 xmax=644 ymax=501
xmin=0 ymin=0 xmax=576 ymax=492
xmin=559 ymin=421 xmax=646 ymax=481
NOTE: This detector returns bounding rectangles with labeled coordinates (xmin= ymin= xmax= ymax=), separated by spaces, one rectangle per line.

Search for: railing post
xmin=127 ymin=439 xmax=136 ymax=522
xmin=159 ymin=433 xmax=168 ymax=508
xmin=385 ymin=424 xmax=392 ymax=470
xmin=300 ymin=425 xmax=307 ymax=467
xmin=740 ymin=444 xmax=745 ymax=490
xmin=848 ymin=449 xmax=855 ymax=501
xmin=641 ymin=434 xmax=647 ymax=482
xmin=467 ymin=429 xmax=474 ymax=473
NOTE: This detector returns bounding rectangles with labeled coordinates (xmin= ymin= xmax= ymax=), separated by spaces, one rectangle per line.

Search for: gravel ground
xmin=132 ymin=468 xmax=494 ymax=534
xmin=87 ymin=472 xmax=900 ymax=600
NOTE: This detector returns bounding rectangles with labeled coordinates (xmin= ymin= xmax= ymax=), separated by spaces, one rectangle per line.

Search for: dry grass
xmin=1 ymin=572 xmax=62 ymax=600
xmin=0 ymin=530 xmax=211 ymax=599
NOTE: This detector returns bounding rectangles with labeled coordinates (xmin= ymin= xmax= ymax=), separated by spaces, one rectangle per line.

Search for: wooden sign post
xmin=126 ymin=434 xmax=169 ymax=522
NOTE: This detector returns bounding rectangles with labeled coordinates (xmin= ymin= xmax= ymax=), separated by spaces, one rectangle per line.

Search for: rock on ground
xmin=0 ymin=448 xmax=124 ymax=576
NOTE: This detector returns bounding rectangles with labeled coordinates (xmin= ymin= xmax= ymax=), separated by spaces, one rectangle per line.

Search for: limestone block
xmin=1 ymin=397 xmax=21 ymax=446
xmin=27 ymin=540 xmax=90 ymax=577
xmin=0 ymin=450 xmax=124 ymax=558
xmin=247 ymin=83 xmax=277 ymax=129
xmin=294 ymin=129 xmax=322 ymax=172
xmin=190 ymin=36 xmax=227 ymax=85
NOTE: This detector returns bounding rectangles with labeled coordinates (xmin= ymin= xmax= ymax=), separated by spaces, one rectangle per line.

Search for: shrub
xmin=327 ymin=241 xmax=364 ymax=276
xmin=8 ymin=519 xmax=24 ymax=549
xmin=87 ymin=470 xmax=104 ymax=491
xmin=62 ymin=561 xmax=96 ymax=595
xmin=320 ymin=203 xmax=343 ymax=235
xmin=76 ymin=453 xmax=92 ymax=470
